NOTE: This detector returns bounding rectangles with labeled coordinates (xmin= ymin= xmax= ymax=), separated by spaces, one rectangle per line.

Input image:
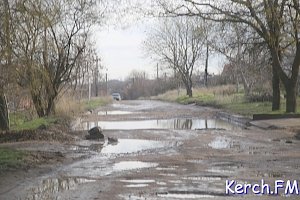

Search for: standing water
xmin=77 ymin=118 xmax=239 ymax=130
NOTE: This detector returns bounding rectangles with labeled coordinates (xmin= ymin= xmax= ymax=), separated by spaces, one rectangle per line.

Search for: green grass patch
xmin=154 ymin=86 xmax=300 ymax=117
xmin=8 ymin=96 xmax=113 ymax=131
xmin=221 ymin=98 xmax=300 ymax=116
xmin=10 ymin=113 xmax=57 ymax=131
xmin=223 ymin=102 xmax=273 ymax=116
xmin=0 ymin=148 xmax=26 ymax=170
xmin=176 ymin=93 xmax=215 ymax=105
xmin=83 ymin=97 xmax=112 ymax=110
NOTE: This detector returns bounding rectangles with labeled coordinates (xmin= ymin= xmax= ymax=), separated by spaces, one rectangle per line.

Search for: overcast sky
xmin=93 ymin=5 xmax=225 ymax=80
xmin=94 ymin=21 xmax=154 ymax=80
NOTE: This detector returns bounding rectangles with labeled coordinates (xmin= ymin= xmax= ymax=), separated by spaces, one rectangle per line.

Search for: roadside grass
xmin=153 ymin=85 xmax=300 ymax=117
xmin=1 ymin=95 xmax=113 ymax=171
xmin=83 ymin=96 xmax=113 ymax=111
xmin=55 ymin=95 xmax=84 ymax=117
xmin=222 ymin=97 xmax=300 ymax=116
xmin=8 ymin=95 xmax=112 ymax=131
xmin=56 ymin=95 xmax=113 ymax=116
xmin=0 ymin=148 xmax=26 ymax=170
xmin=10 ymin=113 xmax=57 ymax=131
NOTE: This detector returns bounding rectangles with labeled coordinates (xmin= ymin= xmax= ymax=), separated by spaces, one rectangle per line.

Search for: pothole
xmin=159 ymin=173 xmax=177 ymax=177
xmin=207 ymin=166 xmax=238 ymax=175
xmin=256 ymin=171 xmax=284 ymax=178
xmin=77 ymin=118 xmax=238 ymax=130
xmin=124 ymin=184 xmax=149 ymax=188
xmin=101 ymin=139 xmax=172 ymax=154
xmin=98 ymin=110 xmax=134 ymax=115
xmin=157 ymin=191 xmax=226 ymax=199
xmin=68 ymin=145 xmax=90 ymax=152
xmin=120 ymin=179 xmax=155 ymax=188
xmin=156 ymin=167 xmax=177 ymax=171
xmin=120 ymin=179 xmax=155 ymax=184
xmin=208 ymin=136 xmax=232 ymax=149
xmin=113 ymin=161 xmax=158 ymax=171
xmin=25 ymin=176 xmax=97 ymax=199
xmin=182 ymin=176 xmax=224 ymax=181
xmin=187 ymin=160 xmax=204 ymax=164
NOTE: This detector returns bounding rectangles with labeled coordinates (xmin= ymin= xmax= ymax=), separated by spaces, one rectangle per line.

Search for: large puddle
xmin=113 ymin=161 xmax=159 ymax=171
xmin=208 ymin=136 xmax=232 ymax=149
xmin=98 ymin=110 xmax=134 ymax=115
xmin=101 ymin=139 xmax=171 ymax=154
xmin=24 ymin=177 xmax=96 ymax=200
xmin=157 ymin=191 xmax=226 ymax=199
xmin=77 ymin=118 xmax=238 ymax=130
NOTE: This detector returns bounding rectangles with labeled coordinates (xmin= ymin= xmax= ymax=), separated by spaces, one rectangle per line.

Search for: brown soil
xmin=0 ymin=100 xmax=299 ymax=200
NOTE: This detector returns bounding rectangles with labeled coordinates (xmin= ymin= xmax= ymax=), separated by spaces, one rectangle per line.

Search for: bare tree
xmin=213 ymin=22 xmax=271 ymax=97
xmin=0 ymin=0 xmax=13 ymax=130
xmin=160 ymin=0 xmax=300 ymax=112
xmin=14 ymin=0 xmax=101 ymax=117
xmin=145 ymin=17 xmax=205 ymax=97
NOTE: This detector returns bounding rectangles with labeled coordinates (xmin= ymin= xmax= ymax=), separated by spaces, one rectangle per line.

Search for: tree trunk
xmin=181 ymin=73 xmax=193 ymax=97
xmin=185 ymin=78 xmax=193 ymax=97
xmin=285 ymin=80 xmax=297 ymax=113
xmin=0 ymin=93 xmax=10 ymax=130
xmin=272 ymin=66 xmax=280 ymax=111
xmin=46 ymin=95 xmax=56 ymax=116
xmin=270 ymin=46 xmax=299 ymax=113
xmin=186 ymin=86 xmax=193 ymax=97
xmin=31 ymin=92 xmax=45 ymax=117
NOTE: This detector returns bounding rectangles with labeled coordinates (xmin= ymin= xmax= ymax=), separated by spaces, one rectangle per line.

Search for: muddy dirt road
xmin=1 ymin=100 xmax=300 ymax=199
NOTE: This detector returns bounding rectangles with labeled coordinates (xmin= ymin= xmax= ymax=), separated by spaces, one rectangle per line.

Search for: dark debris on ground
xmin=0 ymin=124 xmax=75 ymax=144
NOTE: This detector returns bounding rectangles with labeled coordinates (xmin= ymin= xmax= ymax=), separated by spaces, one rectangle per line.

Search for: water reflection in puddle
xmin=208 ymin=137 xmax=231 ymax=149
xmin=207 ymin=166 xmax=239 ymax=175
xmin=78 ymin=118 xmax=237 ymax=130
xmin=113 ymin=161 xmax=158 ymax=171
xmin=156 ymin=167 xmax=177 ymax=171
xmin=25 ymin=177 xmax=96 ymax=200
xmin=101 ymin=139 xmax=170 ymax=154
xmin=208 ymin=137 xmax=270 ymax=155
xmin=183 ymin=176 xmax=223 ymax=181
xmin=98 ymin=110 xmax=133 ymax=115
xmin=256 ymin=171 xmax=283 ymax=178
xmin=121 ymin=179 xmax=155 ymax=188
xmin=157 ymin=191 xmax=224 ymax=199
xmin=125 ymin=184 xmax=149 ymax=188
xmin=120 ymin=179 xmax=155 ymax=183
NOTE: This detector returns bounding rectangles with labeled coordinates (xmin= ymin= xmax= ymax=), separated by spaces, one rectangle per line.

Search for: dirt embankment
xmin=0 ymin=117 xmax=84 ymax=196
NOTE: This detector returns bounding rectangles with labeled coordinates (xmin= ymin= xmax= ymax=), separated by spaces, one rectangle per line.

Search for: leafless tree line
xmin=0 ymin=0 xmax=105 ymax=130
xmin=156 ymin=0 xmax=300 ymax=113
xmin=145 ymin=17 xmax=207 ymax=97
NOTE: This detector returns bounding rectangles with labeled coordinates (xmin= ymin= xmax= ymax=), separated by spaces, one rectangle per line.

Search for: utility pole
xmin=87 ymin=49 xmax=93 ymax=101
xmin=157 ymin=63 xmax=159 ymax=80
xmin=105 ymin=69 xmax=108 ymax=96
xmin=94 ymin=58 xmax=99 ymax=97
xmin=88 ymin=60 xmax=91 ymax=101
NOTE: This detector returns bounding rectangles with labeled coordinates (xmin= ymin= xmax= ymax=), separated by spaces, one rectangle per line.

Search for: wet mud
xmin=0 ymin=100 xmax=299 ymax=200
